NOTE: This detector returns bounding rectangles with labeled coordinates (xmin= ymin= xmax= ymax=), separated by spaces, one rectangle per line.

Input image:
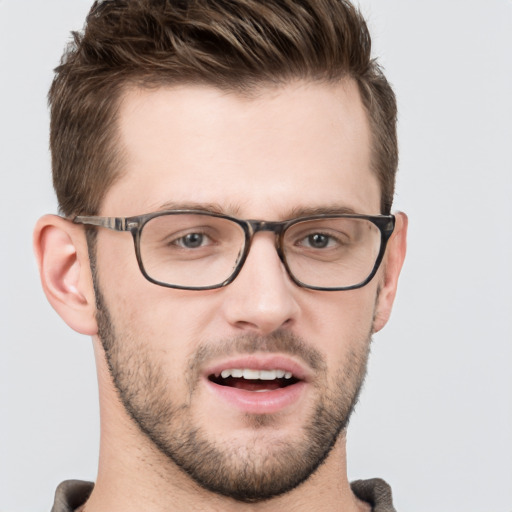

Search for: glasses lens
xmin=283 ymin=217 xmax=382 ymax=289
xmin=139 ymin=213 xmax=245 ymax=288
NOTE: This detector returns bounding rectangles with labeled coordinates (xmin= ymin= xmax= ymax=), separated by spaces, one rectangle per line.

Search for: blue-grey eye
xmin=180 ymin=233 xmax=205 ymax=248
xmin=306 ymin=233 xmax=330 ymax=249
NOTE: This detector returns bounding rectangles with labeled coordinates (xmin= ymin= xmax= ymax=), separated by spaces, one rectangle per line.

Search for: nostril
xmin=232 ymin=317 xmax=295 ymax=336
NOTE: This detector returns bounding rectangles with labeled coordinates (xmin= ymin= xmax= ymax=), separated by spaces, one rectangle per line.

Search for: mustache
xmin=189 ymin=330 xmax=327 ymax=374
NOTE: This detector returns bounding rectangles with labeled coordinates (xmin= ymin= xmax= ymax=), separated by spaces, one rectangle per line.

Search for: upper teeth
xmin=219 ymin=369 xmax=293 ymax=380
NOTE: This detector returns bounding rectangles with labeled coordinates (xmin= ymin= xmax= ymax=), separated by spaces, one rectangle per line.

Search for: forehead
xmin=103 ymin=80 xmax=379 ymax=218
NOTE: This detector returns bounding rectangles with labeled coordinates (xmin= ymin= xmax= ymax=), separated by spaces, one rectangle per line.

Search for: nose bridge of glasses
xmin=247 ymin=219 xmax=286 ymax=245
xmin=244 ymin=219 xmax=286 ymax=261
xmin=247 ymin=219 xmax=285 ymax=235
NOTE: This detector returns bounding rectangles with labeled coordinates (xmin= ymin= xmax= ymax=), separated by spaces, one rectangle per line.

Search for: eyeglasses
xmin=74 ymin=210 xmax=395 ymax=291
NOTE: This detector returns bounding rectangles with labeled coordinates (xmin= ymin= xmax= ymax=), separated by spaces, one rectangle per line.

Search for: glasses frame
xmin=74 ymin=210 xmax=395 ymax=291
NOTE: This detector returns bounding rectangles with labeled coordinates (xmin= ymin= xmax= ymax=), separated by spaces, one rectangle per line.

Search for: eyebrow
xmin=286 ymin=205 xmax=358 ymax=218
xmin=153 ymin=201 xmax=242 ymax=216
xmin=152 ymin=201 xmax=358 ymax=219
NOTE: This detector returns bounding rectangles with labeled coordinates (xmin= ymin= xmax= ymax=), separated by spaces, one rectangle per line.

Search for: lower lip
xmin=205 ymin=379 xmax=307 ymax=414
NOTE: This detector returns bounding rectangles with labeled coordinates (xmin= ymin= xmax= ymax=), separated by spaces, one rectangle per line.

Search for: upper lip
xmin=203 ymin=354 xmax=310 ymax=382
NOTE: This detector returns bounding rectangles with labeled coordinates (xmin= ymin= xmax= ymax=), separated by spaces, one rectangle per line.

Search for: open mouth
xmin=208 ymin=368 xmax=300 ymax=392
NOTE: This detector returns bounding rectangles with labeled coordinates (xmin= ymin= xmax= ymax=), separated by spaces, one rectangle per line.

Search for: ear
xmin=33 ymin=214 xmax=98 ymax=335
xmin=372 ymin=211 xmax=408 ymax=333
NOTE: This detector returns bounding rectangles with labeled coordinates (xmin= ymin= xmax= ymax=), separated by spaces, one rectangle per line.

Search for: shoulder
xmin=51 ymin=480 xmax=94 ymax=512
xmin=351 ymin=478 xmax=396 ymax=512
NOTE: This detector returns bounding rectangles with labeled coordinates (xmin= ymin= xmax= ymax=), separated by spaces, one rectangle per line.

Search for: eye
xmin=301 ymin=233 xmax=336 ymax=249
xmin=174 ymin=232 xmax=210 ymax=249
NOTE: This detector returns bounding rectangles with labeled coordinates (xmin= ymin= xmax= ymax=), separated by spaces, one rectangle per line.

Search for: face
xmin=93 ymin=80 xmax=384 ymax=501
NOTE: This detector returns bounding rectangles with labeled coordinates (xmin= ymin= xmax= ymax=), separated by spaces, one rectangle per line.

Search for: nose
xmin=220 ymin=233 xmax=300 ymax=335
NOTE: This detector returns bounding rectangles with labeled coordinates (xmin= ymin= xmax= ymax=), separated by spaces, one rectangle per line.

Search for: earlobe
xmin=373 ymin=212 xmax=408 ymax=333
xmin=33 ymin=214 xmax=98 ymax=336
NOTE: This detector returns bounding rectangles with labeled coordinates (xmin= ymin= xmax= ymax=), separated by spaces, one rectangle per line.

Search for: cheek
xmin=101 ymin=269 xmax=219 ymax=370
xmin=303 ymin=287 xmax=377 ymax=363
xmin=101 ymin=289 xmax=194 ymax=397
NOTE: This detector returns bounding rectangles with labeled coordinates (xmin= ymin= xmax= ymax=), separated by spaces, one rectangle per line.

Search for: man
xmin=34 ymin=0 xmax=407 ymax=510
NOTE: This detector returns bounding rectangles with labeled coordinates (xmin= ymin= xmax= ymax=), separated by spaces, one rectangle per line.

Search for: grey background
xmin=1 ymin=0 xmax=511 ymax=510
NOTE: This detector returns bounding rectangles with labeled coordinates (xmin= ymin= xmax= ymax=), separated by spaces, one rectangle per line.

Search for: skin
xmin=34 ymin=79 xmax=407 ymax=511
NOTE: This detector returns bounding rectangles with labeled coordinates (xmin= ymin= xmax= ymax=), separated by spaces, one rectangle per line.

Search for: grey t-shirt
xmin=51 ymin=478 xmax=396 ymax=511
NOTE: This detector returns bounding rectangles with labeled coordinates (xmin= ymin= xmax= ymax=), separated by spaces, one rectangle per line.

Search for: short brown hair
xmin=49 ymin=0 xmax=398 ymax=216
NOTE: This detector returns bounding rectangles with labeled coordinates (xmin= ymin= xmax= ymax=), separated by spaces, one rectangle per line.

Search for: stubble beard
xmin=94 ymin=282 xmax=371 ymax=503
